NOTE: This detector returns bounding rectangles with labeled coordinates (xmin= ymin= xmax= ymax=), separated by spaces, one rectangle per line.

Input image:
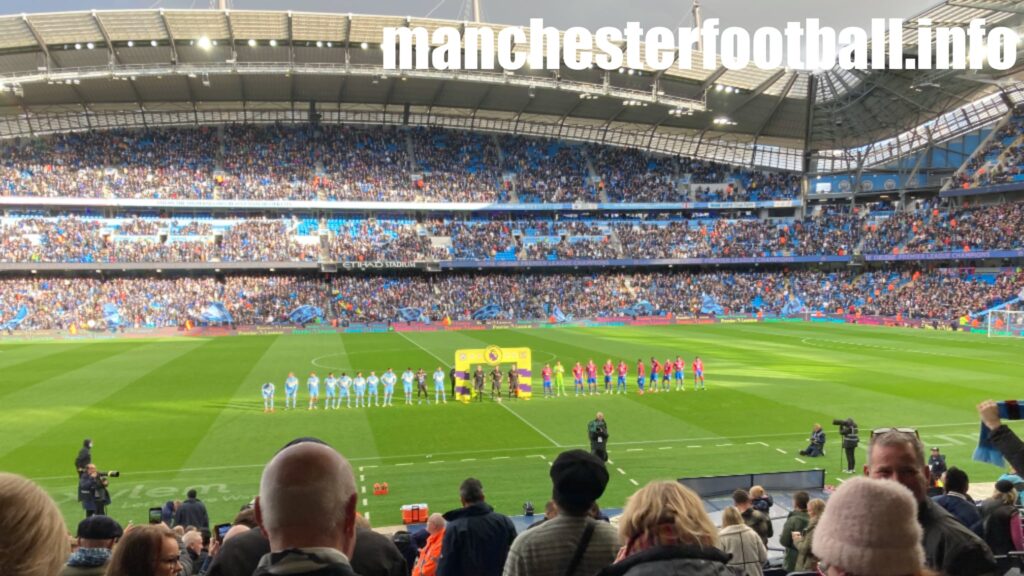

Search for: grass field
xmin=2 ymin=322 xmax=1022 ymax=529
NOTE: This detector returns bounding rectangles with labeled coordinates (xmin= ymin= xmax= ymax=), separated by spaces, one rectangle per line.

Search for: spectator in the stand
xmin=526 ymin=500 xmax=558 ymax=530
xmin=978 ymin=399 xmax=1024 ymax=479
xmin=866 ymin=428 xmax=996 ymax=575
xmin=182 ymin=530 xmax=205 ymax=576
xmin=933 ymin=467 xmax=983 ymax=537
xmin=748 ymin=485 xmax=773 ymax=516
xmin=413 ymin=514 xmax=446 ymax=576
xmin=596 ymin=481 xmax=733 ymax=576
xmin=979 ymin=479 xmax=1023 ymax=557
xmin=351 ymin=514 xmax=408 ymax=576
xmin=106 ymin=524 xmax=182 ymax=576
xmin=175 ymin=489 xmax=210 ymax=529
xmin=793 ymin=498 xmax=825 ymax=572
xmin=0 ymin=472 xmax=71 ymax=576
xmin=437 ymin=477 xmax=517 ymax=576
xmin=779 ymin=491 xmax=810 ymax=572
xmin=503 ymin=450 xmax=621 ymax=576
xmin=811 ymin=477 xmax=936 ymax=576
xmin=717 ymin=506 xmax=766 ymax=576
xmin=60 ymin=515 xmax=123 ymax=576
xmin=253 ymin=442 xmax=359 ymax=576
xmin=731 ymin=489 xmax=772 ymax=546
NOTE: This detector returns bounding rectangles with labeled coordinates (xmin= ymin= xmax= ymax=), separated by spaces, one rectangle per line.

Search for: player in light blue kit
xmin=339 ymin=372 xmax=352 ymax=408
xmin=433 ymin=367 xmax=447 ymax=404
xmin=307 ymin=372 xmax=320 ymax=410
xmin=382 ymin=369 xmax=397 ymax=407
xmin=353 ymin=372 xmax=367 ymax=408
xmin=367 ymin=371 xmax=380 ymax=407
xmin=401 ymin=368 xmax=415 ymax=405
xmin=324 ymin=372 xmax=338 ymax=409
xmin=261 ymin=382 xmax=275 ymax=413
xmin=285 ymin=372 xmax=298 ymax=410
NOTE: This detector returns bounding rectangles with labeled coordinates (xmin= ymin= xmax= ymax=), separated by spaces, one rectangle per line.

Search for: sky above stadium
xmin=3 ymin=0 xmax=939 ymax=32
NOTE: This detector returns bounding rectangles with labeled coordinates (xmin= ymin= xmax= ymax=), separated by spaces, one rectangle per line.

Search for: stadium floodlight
xmin=316 ymin=41 xmax=324 ymax=48
xmin=151 ymin=40 xmax=158 ymax=47
xmin=269 ymin=39 xmax=278 ymax=47
xmin=248 ymin=39 xmax=257 ymax=47
xmin=327 ymin=41 xmax=333 ymax=48
xmin=74 ymin=43 xmax=82 ymax=50
xmin=86 ymin=42 xmax=95 ymax=49
xmin=360 ymin=42 xmax=369 ymax=49
xmin=127 ymin=40 xmax=134 ymax=47
xmin=197 ymin=36 xmax=213 ymax=50
xmin=715 ymin=84 xmax=723 ymax=91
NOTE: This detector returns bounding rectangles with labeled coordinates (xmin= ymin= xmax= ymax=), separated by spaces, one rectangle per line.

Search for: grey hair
xmin=868 ymin=430 xmax=925 ymax=466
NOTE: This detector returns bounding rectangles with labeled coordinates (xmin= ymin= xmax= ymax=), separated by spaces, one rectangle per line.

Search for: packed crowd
xmin=0 ymin=124 xmax=803 ymax=204
xmin=0 ymin=217 xmax=318 ymax=263
xmin=2 ymin=200 xmax=1023 ymax=265
xmin=950 ymin=115 xmax=1024 ymax=189
xmin=5 ymin=401 xmax=1024 ymax=576
xmin=862 ymin=202 xmax=1024 ymax=254
xmin=2 ymin=268 xmax=1021 ymax=331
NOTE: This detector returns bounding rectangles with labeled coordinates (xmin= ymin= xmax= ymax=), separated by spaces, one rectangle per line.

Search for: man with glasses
xmin=866 ymin=427 xmax=996 ymax=575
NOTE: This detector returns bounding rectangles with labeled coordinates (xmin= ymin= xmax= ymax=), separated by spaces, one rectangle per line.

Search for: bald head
xmin=255 ymin=442 xmax=358 ymax=557
xmin=426 ymin=513 xmax=446 ymax=534
xmin=222 ymin=524 xmax=250 ymax=543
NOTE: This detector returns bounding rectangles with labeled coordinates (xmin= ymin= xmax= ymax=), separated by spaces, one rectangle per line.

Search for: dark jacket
xmin=175 ymin=497 xmax=210 ymax=529
xmin=990 ymin=425 xmax=1024 ymax=476
xmin=594 ymin=544 xmax=734 ymax=576
xmin=205 ymin=525 xmax=406 ymax=576
xmin=919 ymin=497 xmax=997 ymax=576
xmin=350 ymin=526 xmax=407 ymax=576
xmin=740 ymin=507 xmax=773 ymax=546
xmin=206 ymin=527 xmax=269 ymax=576
xmin=980 ymin=498 xmax=1019 ymax=556
xmin=750 ymin=495 xmax=773 ymax=515
xmin=77 ymin=474 xmax=109 ymax=511
xmin=933 ymin=492 xmax=983 ymax=537
xmin=436 ymin=501 xmax=516 ymax=576
xmin=778 ymin=509 xmax=809 ymax=572
xmin=75 ymin=443 xmax=91 ymax=474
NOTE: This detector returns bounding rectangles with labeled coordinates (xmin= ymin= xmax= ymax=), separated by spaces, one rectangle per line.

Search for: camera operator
xmin=588 ymin=412 xmax=609 ymax=462
xmin=798 ymin=423 xmax=825 ymax=458
xmin=78 ymin=464 xmax=117 ymax=518
xmin=834 ymin=418 xmax=859 ymax=472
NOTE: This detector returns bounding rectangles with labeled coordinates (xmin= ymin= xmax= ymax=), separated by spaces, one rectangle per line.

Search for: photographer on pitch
xmin=588 ymin=412 xmax=609 ymax=462
xmin=798 ymin=423 xmax=825 ymax=458
xmin=78 ymin=463 xmax=118 ymax=517
xmin=834 ymin=418 xmax=860 ymax=472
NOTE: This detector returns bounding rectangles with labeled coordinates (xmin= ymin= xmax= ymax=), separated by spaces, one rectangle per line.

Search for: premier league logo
xmin=484 ymin=345 xmax=503 ymax=365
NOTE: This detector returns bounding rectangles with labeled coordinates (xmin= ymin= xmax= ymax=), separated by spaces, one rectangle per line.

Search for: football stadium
xmin=2 ymin=0 xmax=1024 ymax=575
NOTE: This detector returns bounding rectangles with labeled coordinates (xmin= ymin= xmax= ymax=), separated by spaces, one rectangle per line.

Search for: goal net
xmin=987 ymin=309 xmax=1024 ymax=338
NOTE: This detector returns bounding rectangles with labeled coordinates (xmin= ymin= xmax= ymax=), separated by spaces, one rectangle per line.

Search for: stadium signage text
xmin=383 ymin=18 xmax=1017 ymax=72
xmin=340 ymin=261 xmax=420 ymax=270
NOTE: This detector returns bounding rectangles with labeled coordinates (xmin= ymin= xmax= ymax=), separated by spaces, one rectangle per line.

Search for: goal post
xmin=987 ymin=309 xmax=1024 ymax=338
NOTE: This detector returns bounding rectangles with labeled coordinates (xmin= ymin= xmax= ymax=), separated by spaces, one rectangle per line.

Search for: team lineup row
xmin=257 ymin=357 xmax=707 ymax=411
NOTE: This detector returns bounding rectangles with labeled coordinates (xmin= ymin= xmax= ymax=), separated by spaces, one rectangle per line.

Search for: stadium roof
xmin=0 ymin=1 xmax=1023 ymax=173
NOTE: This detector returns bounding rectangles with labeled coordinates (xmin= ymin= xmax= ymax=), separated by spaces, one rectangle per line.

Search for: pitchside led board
xmin=454 ymin=345 xmax=533 ymax=402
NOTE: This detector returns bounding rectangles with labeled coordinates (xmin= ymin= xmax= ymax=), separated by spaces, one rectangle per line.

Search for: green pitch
xmin=2 ymin=322 xmax=1022 ymax=529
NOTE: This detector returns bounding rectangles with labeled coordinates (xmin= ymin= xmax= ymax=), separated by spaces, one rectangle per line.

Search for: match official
xmin=588 ymin=412 xmax=609 ymax=462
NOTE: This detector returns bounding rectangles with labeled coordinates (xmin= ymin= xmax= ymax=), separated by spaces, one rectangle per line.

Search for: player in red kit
xmin=674 ymin=356 xmax=686 ymax=391
xmin=636 ymin=358 xmax=646 ymax=394
xmin=663 ymin=358 xmax=673 ymax=392
xmin=586 ymin=359 xmax=598 ymax=395
xmin=603 ymin=359 xmax=614 ymax=394
xmin=616 ymin=361 xmax=628 ymax=394
xmin=693 ymin=356 xmax=705 ymax=390
xmin=572 ymin=362 xmax=584 ymax=396
xmin=649 ymin=357 xmax=661 ymax=394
